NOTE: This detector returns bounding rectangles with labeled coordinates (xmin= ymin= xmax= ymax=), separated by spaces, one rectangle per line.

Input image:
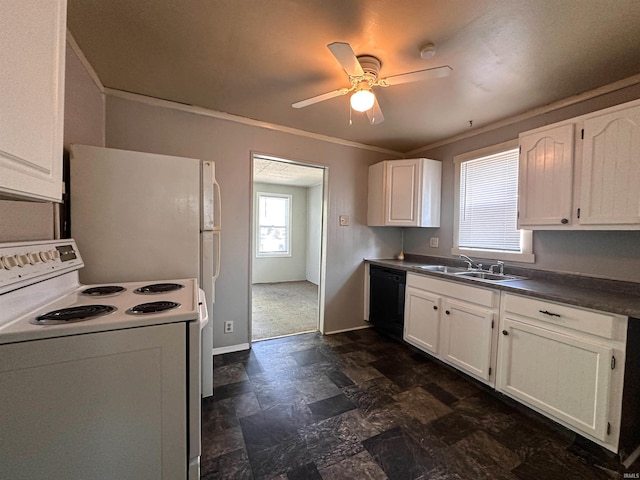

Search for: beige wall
xmin=405 ymin=84 xmax=640 ymax=282
xmin=0 ymin=42 xmax=105 ymax=243
xmin=252 ymin=182 xmax=308 ymax=284
xmin=104 ymin=94 xmax=400 ymax=347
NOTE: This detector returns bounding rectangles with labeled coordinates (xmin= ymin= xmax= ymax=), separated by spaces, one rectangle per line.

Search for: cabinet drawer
xmin=407 ymin=273 xmax=497 ymax=308
xmin=503 ymin=294 xmax=625 ymax=340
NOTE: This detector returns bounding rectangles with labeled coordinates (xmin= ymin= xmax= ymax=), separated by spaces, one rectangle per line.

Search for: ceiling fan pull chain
xmin=349 ymin=106 xmax=352 ymax=125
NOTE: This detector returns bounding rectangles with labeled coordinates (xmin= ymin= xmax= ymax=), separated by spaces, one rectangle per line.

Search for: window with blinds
xmin=257 ymin=193 xmax=291 ymax=257
xmin=458 ymin=148 xmax=521 ymax=252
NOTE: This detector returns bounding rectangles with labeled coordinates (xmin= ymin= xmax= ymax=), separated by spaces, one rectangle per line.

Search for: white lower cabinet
xmin=404 ymin=286 xmax=441 ymax=354
xmin=497 ymin=293 xmax=627 ymax=452
xmin=440 ymin=298 xmax=494 ymax=382
xmin=404 ymin=273 xmax=499 ymax=386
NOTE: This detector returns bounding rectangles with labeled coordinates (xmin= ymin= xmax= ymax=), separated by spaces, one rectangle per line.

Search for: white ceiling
xmin=67 ymin=0 xmax=640 ymax=153
xmin=253 ymin=157 xmax=324 ymax=187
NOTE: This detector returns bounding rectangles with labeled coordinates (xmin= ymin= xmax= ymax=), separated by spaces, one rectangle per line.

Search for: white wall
xmin=0 ymin=40 xmax=105 ymax=243
xmin=306 ymin=183 xmax=322 ymax=285
xmin=104 ymin=93 xmax=400 ymax=348
xmin=405 ymin=83 xmax=640 ymax=282
xmin=252 ymin=183 xmax=308 ymax=284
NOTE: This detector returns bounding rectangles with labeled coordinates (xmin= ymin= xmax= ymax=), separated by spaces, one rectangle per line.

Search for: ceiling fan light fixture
xmin=350 ymin=89 xmax=375 ymax=112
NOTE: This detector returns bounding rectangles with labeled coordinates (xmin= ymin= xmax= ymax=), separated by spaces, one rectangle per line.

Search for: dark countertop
xmin=366 ymin=257 xmax=640 ymax=319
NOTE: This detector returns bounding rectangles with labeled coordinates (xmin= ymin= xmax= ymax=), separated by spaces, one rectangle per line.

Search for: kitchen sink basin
xmin=417 ymin=265 xmax=467 ymax=273
xmin=454 ymin=271 xmax=524 ymax=281
xmin=414 ymin=264 xmax=526 ymax=282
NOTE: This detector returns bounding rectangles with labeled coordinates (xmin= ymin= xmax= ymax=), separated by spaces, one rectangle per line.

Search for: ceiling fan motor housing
xmin=356 ymin=55 xmax=381 ymax=82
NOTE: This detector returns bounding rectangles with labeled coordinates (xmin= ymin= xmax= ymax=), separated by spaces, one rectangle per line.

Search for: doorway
xmin=250 ymin=154 xmax=326 ymax=341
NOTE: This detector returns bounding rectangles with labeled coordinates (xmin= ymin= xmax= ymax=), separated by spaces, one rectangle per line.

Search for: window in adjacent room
xmin=256 ymin=192 xmax=292 ymax=257
xmin=453 ymin=140 xmax=534 ymax=263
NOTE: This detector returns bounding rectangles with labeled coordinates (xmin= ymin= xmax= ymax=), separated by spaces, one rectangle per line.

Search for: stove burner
xmin=31 ymin=305 xmax=117 ymax=325
xmin=81 ymin=286 xmax=126 ymax=296
xmin=126 ymin=301 xmax=181 ymax=315
xmin=134 ymin=283 xmax=184 ymax=295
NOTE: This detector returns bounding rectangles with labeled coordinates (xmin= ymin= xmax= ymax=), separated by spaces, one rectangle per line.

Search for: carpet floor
xmin=252 ymin=281 xmax=318 ymax=341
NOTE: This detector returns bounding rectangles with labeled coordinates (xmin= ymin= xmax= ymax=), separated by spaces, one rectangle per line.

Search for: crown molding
xmin=66 ymin=30 xmax=104 ymax=93
xmin=104 ymin=89 xmax=403 ymax=156
xmin=406 ymin=73 xmax=640 ymax=156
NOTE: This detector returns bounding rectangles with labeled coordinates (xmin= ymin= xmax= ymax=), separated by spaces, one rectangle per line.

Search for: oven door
xmin=188 ymin=288 xmax=209 ymax=479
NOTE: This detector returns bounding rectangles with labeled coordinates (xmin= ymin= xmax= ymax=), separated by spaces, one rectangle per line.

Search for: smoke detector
xmin=419 ymin=43 xmax=436 ymax=59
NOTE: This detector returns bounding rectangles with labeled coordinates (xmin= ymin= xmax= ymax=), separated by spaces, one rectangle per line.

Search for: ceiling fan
xmin=292 ymin=42 xmax=452 ymax=124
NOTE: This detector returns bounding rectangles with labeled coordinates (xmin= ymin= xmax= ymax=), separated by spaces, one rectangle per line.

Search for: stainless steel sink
xmin=454 ymin=271 xmax=524 ymax=281
xmin=415 ymin=264 xmax=526 ymax=282
xmin=417 ymin=265 xmax=467 ymax=274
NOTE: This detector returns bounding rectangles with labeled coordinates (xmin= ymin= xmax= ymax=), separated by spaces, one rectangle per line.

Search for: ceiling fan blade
xmin=381 ymin=65 xmax=452 ymax=86
xmin=292 ymin=88 xmax=348 ymax=108
xmin=327 ymin=42 xmax=364 ymax=77
xmin=366 ymin=96 xmax=384 ymax=124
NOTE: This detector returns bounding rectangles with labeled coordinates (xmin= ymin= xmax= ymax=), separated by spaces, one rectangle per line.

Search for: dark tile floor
xmin=202 ymin=329 xmax=638 ymax=480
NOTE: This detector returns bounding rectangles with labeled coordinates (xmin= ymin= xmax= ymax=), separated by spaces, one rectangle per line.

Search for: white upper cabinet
xmin=518 ymin=123 xmax=575 ymax=227
xmin=517 ymin=98 xmax=640 ymax=230
xmin=367 ymin=158 xmax=441 ymax=227
xmin=0 ymin=0 xmax=67 ymax=202
xmin=579 ymin=101 xmax=640 ymax=226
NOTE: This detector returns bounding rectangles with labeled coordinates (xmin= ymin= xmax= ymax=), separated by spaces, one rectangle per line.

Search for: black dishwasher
xmin=368 ymin=264 xmax=406 ymax=341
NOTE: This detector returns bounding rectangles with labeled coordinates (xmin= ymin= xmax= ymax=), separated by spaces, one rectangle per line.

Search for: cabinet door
xmin=404 ymin=286 xmax=441 ymax=354
xmin=497 ymin=317 xmax=612 ymax=441
xmin=385 ymin=159 xmax=420 ymax=226
xmin=0 ymin=323 xmax=187 ymax=479
xmin=518 ymin=123 xmax=575 ymax=227
xmin=440 ymin=299 xmax=494 ymax=383
xmin=0 ymin=0 xmax=66 ymax=202
xmin=580 ymin=102 xmax=640 ymax=226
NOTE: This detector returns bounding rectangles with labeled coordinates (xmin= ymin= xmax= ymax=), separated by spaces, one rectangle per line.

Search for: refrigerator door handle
xmin=201 ymin=161 xmax=215 ymax=231
xmin=212 ymin=231 xmax=221 ymax=281
xmin=213 ymin=178 xmax=221 ymax=231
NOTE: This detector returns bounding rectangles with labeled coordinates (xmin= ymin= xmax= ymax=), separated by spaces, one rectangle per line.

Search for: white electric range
xmin=0 ymin=239 xmax=207 ymax=480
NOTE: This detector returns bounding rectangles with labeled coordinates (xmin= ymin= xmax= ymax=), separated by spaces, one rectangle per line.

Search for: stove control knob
xmin=16 ymin=254 xmax=30 ymax=267
xmin=28 ymin=253 xmax=41 ymax=264
xmin=51 ymin=249 xmax=60 ymax=260
xmin=39 ymin=251 xmax=52 ymax=262
xmin=2 ymin=255 xmax=19 ymax=270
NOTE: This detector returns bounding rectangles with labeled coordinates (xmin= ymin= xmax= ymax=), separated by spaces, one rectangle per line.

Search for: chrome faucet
xmin=459 ymin=255 xmax=482 ymax=270
xmin=489 ymin=261 xmax=505 ymax=275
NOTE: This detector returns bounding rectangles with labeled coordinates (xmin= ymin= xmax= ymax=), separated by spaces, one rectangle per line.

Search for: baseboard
xmin=212 ymin=343 xmax=250 ymax=356
xmin=324 ymin=324 xmax=372 ymax=335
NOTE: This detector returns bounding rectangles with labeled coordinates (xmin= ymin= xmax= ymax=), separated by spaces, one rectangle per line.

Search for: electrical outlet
xmin=339 ymin=215 xmax=349 ymax=226
xmin=224 ymin=321 xmax=233 ymax=334
xmin=429 ymin=237 xmax=439 ymax=248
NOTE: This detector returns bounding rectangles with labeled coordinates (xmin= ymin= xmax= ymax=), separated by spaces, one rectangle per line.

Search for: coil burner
xmin=31 ymin=305 xmax=117 ymax=325
xmin=126 ymin=301 xmax=181 ymax=315
xmin=80 ymin=286 xmax=126 ymax=297
xmin=134 ymin=283 xmax=185 ymax=295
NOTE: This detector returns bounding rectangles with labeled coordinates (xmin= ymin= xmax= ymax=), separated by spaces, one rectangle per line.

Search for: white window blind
xmin=257 ymin=193 xmax=291 ymax=256
xmin=459 ymin=148 xmax=520 ymax=252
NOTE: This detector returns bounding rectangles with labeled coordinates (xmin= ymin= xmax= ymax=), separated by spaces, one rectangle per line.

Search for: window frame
xmin=452 ymin=139 xmax=535 ymax=263
xmin=256 ymin=192 xmax=292 ymax=258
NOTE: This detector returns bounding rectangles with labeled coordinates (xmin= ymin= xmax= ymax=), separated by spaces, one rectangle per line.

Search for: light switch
xmin=339 ymin=215 xmax=349 ymax=226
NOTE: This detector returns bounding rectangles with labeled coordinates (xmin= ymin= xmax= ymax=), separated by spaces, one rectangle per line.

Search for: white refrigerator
xmin=69 ymin=144 xmax=220 ymax=397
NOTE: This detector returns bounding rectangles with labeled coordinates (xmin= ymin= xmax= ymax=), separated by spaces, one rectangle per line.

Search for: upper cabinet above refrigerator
xmin=0 ymin=0 xmax=67 ymax=202
xmin=368 ymin=158 xmax=442 ymax=227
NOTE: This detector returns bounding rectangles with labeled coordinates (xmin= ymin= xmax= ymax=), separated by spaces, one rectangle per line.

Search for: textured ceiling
xmin=254 ymin=157 xmax=324 ymax=187
xmin=67 ymin=0 xmax=640 ymax=153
